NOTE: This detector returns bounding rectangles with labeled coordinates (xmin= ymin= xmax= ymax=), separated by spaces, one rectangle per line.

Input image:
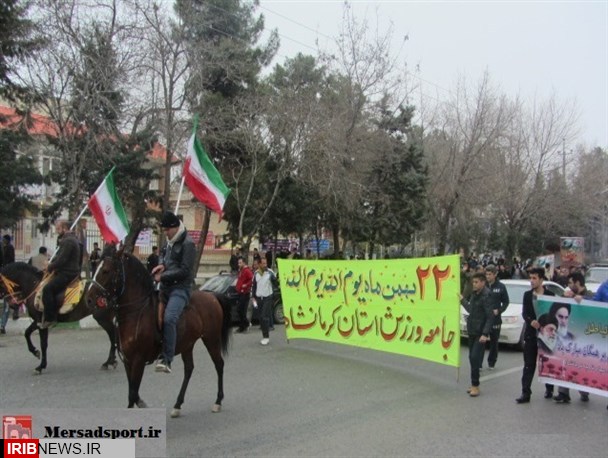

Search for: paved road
xmin=1 ymin=325 xmax=607 ymax=457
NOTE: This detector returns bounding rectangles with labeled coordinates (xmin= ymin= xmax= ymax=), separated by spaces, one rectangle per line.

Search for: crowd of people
xmin=460 ymin=258 xmax=608 ymax=408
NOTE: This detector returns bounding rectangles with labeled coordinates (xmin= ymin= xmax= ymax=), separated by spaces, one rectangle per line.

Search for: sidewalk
xmin=1 ymin=315 xmax=100 ymax=336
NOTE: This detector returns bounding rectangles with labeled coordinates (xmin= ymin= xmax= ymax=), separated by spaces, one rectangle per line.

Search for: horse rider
xmin=151 ymin=211 xmax=196 ymax=373
xmin=41 ymin=220 xmax=81 ymax=329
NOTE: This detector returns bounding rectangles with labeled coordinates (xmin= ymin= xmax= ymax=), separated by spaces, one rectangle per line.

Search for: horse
xmin=85 ymin=248 xmax=232 ymax=417
xmin=0 ymin=262 xmax=118 ymax=374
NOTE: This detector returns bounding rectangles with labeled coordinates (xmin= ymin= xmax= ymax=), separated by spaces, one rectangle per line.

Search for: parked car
xmin=585 ymin=265 xmax=608 ymax=294
xmin=460 ymin=279 xmax=565 ymax=349
xmin=200 ymin=272 xmax=284 ymax=325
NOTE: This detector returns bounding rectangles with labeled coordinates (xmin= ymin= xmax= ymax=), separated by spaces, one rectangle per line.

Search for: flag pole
xmin=174 ymin=176 xmax=186 ymax=214
xmin=174 ymin=117 xmax=200 ymax=214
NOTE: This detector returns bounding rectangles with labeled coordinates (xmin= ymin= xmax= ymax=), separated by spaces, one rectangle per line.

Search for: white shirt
xmin=254 ymin=269 xmax=275 ymax=298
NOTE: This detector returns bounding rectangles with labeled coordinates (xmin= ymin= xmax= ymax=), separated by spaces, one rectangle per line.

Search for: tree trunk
xmin=192 ymin=208 xmax=211 ymax=278
xmin=332 ymin=223 xmax=341 ymax=259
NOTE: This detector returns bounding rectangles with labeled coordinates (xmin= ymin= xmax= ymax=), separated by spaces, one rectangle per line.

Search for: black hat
xmin=159 ymin=211 xmax=180 ymax=228
xmin=2 ymin=234 xmax=11 ymax=242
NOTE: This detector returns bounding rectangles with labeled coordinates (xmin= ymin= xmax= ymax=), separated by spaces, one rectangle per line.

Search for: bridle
xmin=89 ymin=254 xmax=155 ymax=313
xmin=89 ymin=257 xmax=126 ymax=311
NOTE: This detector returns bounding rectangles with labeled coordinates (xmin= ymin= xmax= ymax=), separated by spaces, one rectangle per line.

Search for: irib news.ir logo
xmin=2 ymin=416 xmax=32 ymax=439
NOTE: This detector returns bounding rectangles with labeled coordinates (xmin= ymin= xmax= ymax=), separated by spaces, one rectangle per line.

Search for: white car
xmin=585 ymin=266 xmax=608 ymax=294
xmin=460 ymin=279 xmax=565 ymax=349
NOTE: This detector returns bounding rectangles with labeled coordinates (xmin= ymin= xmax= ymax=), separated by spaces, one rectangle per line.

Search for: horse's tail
xmin=215 ymin=293 xmax=232 ymax=356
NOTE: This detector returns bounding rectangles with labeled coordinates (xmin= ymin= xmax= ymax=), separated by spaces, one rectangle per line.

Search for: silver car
xmin=460 ymin=279 xmax=565 ymax=349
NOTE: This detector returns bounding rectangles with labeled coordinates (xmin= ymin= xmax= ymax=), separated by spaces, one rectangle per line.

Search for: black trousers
xmin=237 ymin=293 xmax=250 ymax=330
xmin=521 ymin=335 xmax=553 ymax=396
xmin=42 ymin=272 xmax=76 ymax=322
xmin=468 ymin=335 xmax=485 ymax=387
xmin=487 ymin=324 xmax=501 ymax=367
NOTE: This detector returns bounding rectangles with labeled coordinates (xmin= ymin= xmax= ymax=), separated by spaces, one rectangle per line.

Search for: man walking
xmin=252 ymin=258 xmax=277 ymax=346
xmin=484 ymin=264 xmax=510 ymax=370
xmin=515 ymin=267 xmax=555 ymax=403
xmin=461 ymin=273 xmax=494 ymax=397
xmin=235 ymin=256 xmax=253 ymax=333
xmin=151 ymin=211 xmax=196 ymax=373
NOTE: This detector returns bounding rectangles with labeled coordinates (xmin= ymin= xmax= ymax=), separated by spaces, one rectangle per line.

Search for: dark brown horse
xmin=0 ymin=262 xmax=118 ymax=374
xmin=85 ymin=249 xmax=231 ymax=417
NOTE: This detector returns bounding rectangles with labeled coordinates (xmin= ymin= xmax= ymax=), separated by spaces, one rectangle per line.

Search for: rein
xmin=0 ymin=271 xmax=49 ymax=305
xmin=93 ymin=255 xmax=156 ymax=320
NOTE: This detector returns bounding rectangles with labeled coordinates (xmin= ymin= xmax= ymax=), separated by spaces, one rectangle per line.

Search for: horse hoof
xmin=211 ymin=404 xmax=221 ymax=413
xmin=100 ymin=364 xmax=109 ymax=371
xmin=33 ymin=368 xmax=42 ymax=376
xmin=33 ymin=350 xmax=41 ymax=360
xmin=170 ymin=408 xmax=180 ymax=418
xmin=136 ymin=400 xmax=148 ymax=408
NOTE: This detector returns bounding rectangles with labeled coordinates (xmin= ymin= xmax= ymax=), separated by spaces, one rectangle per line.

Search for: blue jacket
xmin=593 ymin=280 xmax=608 ymax=303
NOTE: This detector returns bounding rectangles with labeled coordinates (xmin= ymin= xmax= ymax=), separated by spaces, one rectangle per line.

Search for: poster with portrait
xmin=560 ymin=237 xmax=584 ymax=266
xmin=535 ymin=296 xmax=608 ymax=397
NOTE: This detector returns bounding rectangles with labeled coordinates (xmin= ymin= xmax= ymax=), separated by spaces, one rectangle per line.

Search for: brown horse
xmin=0 ymin=262 xmax=118 ymax=374
xmin=85 ymin=248 xmax=232 ymax=417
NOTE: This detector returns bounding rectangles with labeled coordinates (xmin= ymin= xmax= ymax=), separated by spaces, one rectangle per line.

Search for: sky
xmin=258 ymin=0 xmax=608 ymax=149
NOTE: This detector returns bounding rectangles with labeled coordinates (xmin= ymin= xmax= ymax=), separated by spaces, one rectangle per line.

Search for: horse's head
xmin=86 ymin=246 xmax=154 ymax=312
xmin=86 ymin=249 xmax=125 ymax=311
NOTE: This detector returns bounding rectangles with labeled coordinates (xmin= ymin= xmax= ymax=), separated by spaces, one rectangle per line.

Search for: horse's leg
xmin=24 ymin=321 xmax=41 ymax=359
xmin=96 ymin=314 xmax=118 ymax=370
xmin=170 ymin=348 xmax=195 ymax=418
xmin=203 ymin=337 xmax=224 ymax=413
xmin=125 ymin=358 xmax=147 ymax=408
xmin=33 ymin=327 xmax=49 ymax=375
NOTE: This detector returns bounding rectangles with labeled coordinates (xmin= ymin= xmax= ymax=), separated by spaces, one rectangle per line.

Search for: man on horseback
xmin=151 ymin=211 xmax=196 ymax=373
xmin=40 ymin=221 xmax=81 ymax=329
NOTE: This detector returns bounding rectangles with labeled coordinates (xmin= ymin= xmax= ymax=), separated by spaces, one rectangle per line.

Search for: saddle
xmin=34 ymin=276 xmax=86 ymax=315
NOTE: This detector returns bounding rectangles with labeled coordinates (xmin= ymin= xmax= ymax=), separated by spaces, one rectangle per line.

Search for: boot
xmin=469 ymin=386 xmax=480 ymax=397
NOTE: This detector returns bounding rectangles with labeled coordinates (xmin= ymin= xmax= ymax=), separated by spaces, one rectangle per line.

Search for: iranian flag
xmin=87 ymin=168 xmax=130 ymax=243
xmin=183 ymin=130 xmax=230 ymax=215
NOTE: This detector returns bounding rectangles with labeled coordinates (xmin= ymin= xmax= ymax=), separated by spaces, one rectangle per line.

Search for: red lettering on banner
xmin=4 ymin=439 xmax=40 ymax=457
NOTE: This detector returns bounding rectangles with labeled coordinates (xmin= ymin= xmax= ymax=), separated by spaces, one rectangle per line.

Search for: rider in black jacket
xmin=41 ymin=221 xmax=81 ymax=328
xmin=151 ymin=211 xmax=196 ymax=373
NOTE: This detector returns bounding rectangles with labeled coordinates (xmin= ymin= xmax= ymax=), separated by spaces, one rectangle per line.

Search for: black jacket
xmin=2 ymin=242 xmax=15 ymax=265
xmin=160 ymin=229 xmax=196 ymax=291
xmin=522 ymin=287 xmax=556 ymax=338
xmin=487 ymin=279 xmax=510 ymax=325
xmin=48 ymin=232 xmax=81 ymax=277
xmin=461 ymin=287 xmax=494 ymax=337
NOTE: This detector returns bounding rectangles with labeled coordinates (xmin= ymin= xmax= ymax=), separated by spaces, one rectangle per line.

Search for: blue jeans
xmin=1 ymin=298 xmax=9 ymax=330
xmin=162 ymin=288 xmax=190 ymax=364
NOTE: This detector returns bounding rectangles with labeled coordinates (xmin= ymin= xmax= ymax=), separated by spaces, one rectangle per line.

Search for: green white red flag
xmin=183 ymin=128 xmax=230 ymax=215
xmin=87 ymin=168 xmax=130 ymax=243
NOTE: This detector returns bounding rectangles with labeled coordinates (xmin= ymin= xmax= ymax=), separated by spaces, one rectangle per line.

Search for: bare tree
xmin=487 ymin=93 xmax=579 ymax=259
xmin=424 ymin=72 xmax=514 ymax=254
xmin=305 ymin=3 xmax=409 ymax=255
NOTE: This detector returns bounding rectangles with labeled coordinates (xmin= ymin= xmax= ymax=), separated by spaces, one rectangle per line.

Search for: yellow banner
xmin=277 ymin=255 xmax=461 ymax=367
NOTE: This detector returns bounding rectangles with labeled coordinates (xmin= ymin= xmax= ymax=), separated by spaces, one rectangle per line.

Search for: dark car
xmin=200 ymin=272 xmax=284 ymax=325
